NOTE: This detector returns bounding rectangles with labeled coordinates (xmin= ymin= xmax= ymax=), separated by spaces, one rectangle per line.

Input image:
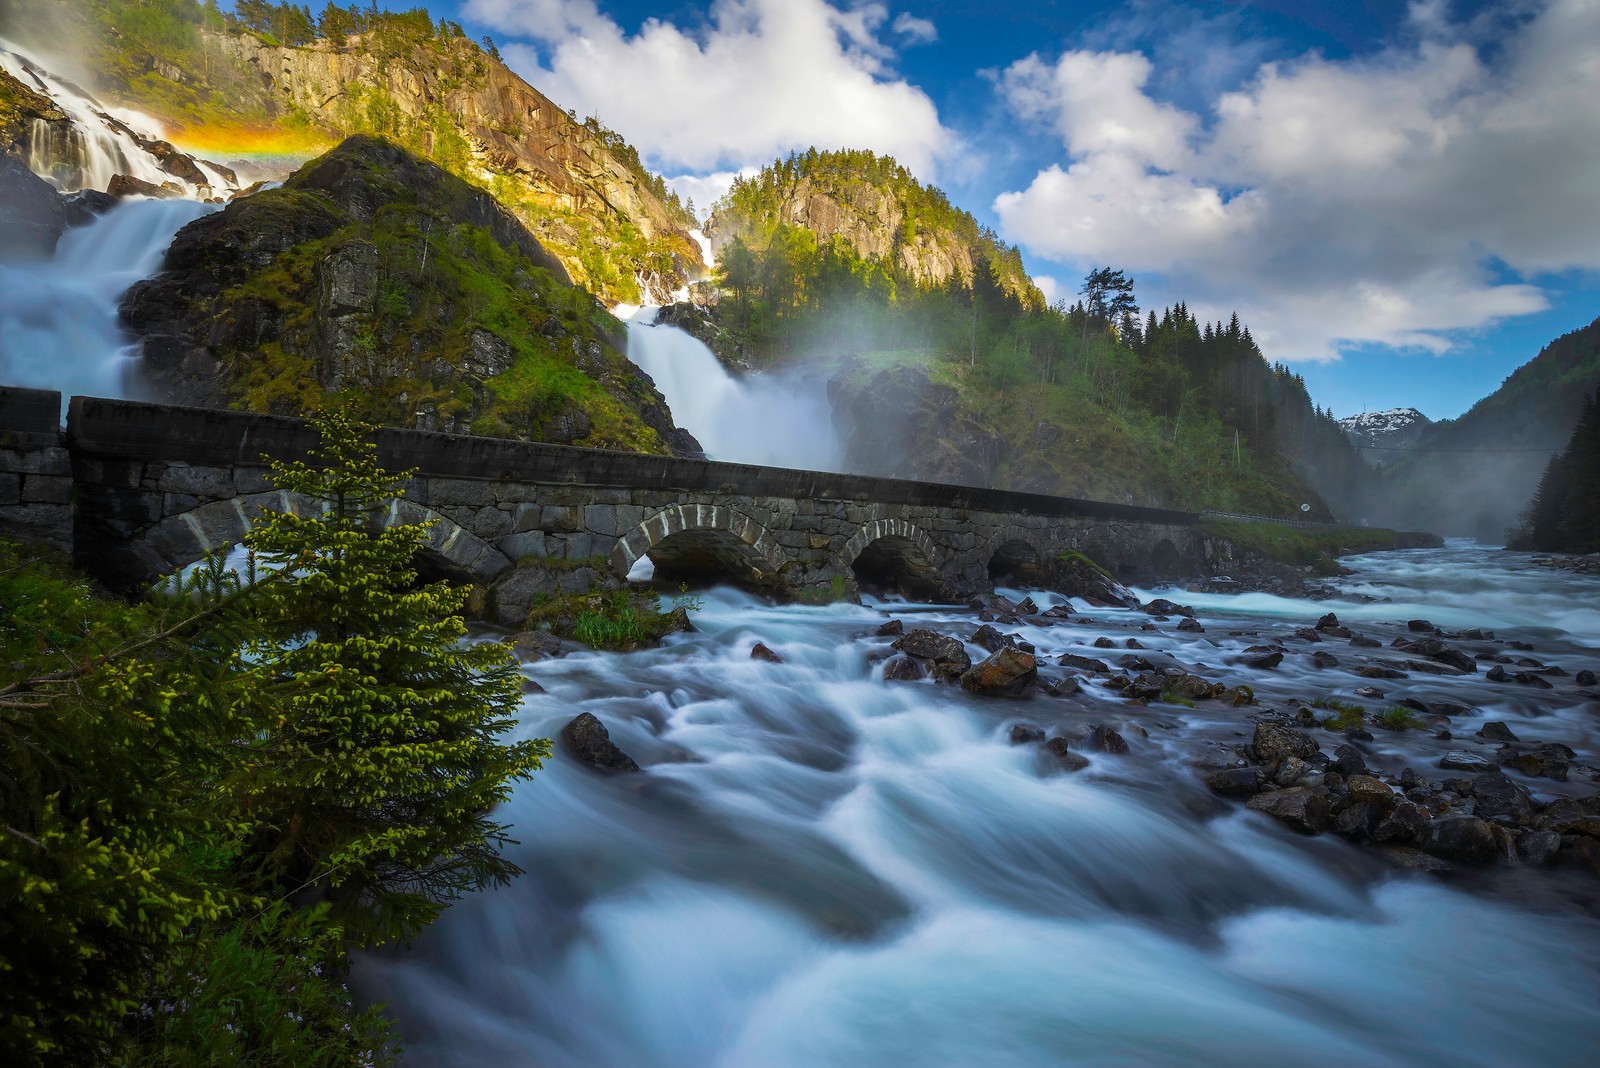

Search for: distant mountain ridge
xmin=1365 ymin=315 xmax=1600 ymax=539
xmin=1337 ymin=407 xmax=1431 ymax=467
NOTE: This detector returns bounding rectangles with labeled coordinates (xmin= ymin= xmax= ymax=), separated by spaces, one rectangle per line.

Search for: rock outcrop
xmin=120 ymin=136 xmax=700 ymax=456
xmin=211 ymin=30 xmax=701 ymax=302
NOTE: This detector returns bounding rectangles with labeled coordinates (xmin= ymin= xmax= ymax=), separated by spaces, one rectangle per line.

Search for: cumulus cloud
xmin=992 ymin=0 xmax=1600 ymax=361
xmin=664 ymin=169 xmax=757 ymax=221
xmin=466 ymin=0 xmax=952 ymax=178
xmin=892 ymin=12 xmax=938 ymax=44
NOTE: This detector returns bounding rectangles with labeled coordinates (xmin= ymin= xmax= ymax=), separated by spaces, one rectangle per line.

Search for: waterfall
xmin=0 ymin=39 xmax=238 ymax=197
xmin=619 ymin=308 xmax=842 ymax=471
xmin=0 ymin=197 xmax=216 ymax=410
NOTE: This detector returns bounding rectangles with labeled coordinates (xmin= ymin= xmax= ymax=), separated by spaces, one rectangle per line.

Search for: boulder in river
xmin=1205 ymin=767 xmax=1262 ymax=796
xmin=960 ymin=647 xmax=1037 ymax=697
xmin=1475 ymin=721 xmax=1518 ymax=742
xmin=1058 ymin=653 xmax=1110 ymax=673
xmin=892 ymin=628 xmax=971 ymax=681
xmin=1042 ymin=737 xmax=1090 ymax=771
xmin=1009 ymin=723 xmax=1046 ymax=745
xmin=750 ymin=642 xmax=783 ymax=663
xmin=562 ymin=712 xmax=641 ymax=772
xmin=1086 ymin=723 xmax=1130 ymax=754
xmin=882 ymin=655 xmax=929 ymax=682
xmin=1252 ymin=721 xmax=1322 ymax=764
xmin=875 ymin=619 xmax=904 ymax=636
xmin=1247 ymin=787 xmax=1331 ymax=834
xmin=1439 ymin=751 xmax=1498 ymax=774
xmin=1425 ymin=816 xmax=1503 ymax=864
xmin=1496 ymin=742 xmax=1574 ymax=781
xmin=0 ymin=154 xmax=66 ymax=259
xmin=970 ymin=624 xmax=1014 ymax=653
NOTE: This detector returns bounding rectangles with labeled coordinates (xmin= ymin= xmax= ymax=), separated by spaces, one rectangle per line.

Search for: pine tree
xmin=237 ymin=409 xmax=549 ymax=945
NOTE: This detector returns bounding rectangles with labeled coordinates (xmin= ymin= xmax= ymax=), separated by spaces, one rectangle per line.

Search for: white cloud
xmin=992 ymin=0 xmax=1600 ymax=361
xmin=893 ymin=12 xmax=938 ymax=44
xmin=665 ymin=169 xmax=756 ymax=220
xmin=466 ymin=0 xmax=952 ymax=178
xmin=1031 ymin=274 xmax=1064 ymax=306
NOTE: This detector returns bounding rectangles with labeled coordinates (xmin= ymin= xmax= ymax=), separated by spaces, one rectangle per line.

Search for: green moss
xmin=1197 ymin=519 xmax=1420 ymax=574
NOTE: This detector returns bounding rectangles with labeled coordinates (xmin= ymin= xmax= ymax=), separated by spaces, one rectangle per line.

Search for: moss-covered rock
xmin=121 ymin=136 xmax=701 ymax=456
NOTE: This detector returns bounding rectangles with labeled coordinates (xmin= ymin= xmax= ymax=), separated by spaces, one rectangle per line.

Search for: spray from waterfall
xmin=0 ymin=198 xmax=217 ymax=411
xmin=0 ymin=38 xmax=239 ymax=197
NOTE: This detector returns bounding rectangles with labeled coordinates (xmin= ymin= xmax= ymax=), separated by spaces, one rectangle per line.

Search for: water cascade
xmin=359 ymin=544 xmax=1600 ymax=1065
xmin=618 ymin=307 xmax=842 ymax=471
xmin=0 ymin=39 xmax=239 ymax=196
xmin=0 ymin=197 xmax=215 ymax=407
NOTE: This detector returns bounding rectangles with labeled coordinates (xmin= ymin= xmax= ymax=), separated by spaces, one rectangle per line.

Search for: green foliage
xmin=238 ymin=408 xmax=550 ymax=945
xmin=1311 ymin=696 xmax=1366 ymax=730
xmin=1 ymin=408 xmax=547 ymax=1060
xmin=1196 ymin=518 xmax=1426 ymax=574
xmin=544 ymin=586 xmax=701 ymax=650
xmin=1374 ymin=707 xmax=1423 ymax=732
xmin=1507 ymin=385 xmax=1600 ymax=553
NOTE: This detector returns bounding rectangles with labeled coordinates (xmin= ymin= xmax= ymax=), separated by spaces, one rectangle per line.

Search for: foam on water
xmin=358 ymin=549 xmax=1600 ymax=1066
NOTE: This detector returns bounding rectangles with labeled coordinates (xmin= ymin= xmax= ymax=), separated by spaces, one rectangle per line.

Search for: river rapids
xmin=358 ymin=543 xmax=1600 ymax=1066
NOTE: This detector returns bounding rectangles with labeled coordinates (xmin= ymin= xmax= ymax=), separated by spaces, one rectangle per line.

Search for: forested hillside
xmin=1508 ymin=385 xmax=1600 ymax=553
xmin=0 ymin=0 xmax=699 ymax=301
xmin=1371 ymin=314 xmax=1600 ymax=539
xmin=703 ymin=154 xmax=1368 ymax=515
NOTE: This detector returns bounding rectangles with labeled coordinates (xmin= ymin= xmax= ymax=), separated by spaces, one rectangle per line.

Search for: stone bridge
xmin=1 ymin=387 xmax=1224 ymax=625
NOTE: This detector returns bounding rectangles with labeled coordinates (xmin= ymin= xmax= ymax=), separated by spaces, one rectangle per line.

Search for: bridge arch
xmin=142 ymin=492 xmax=511 ymax=587
xmin=840 ymin=518 xmax=944 ymax=599
xmin=608 ymin=503 xmax=788 ymax=588
xmin=981 ymin=525 xmax=1051 ymax=586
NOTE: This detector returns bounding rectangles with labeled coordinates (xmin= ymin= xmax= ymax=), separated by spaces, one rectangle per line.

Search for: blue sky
xmin=411 ymin=1 xmax=1600 ymax=421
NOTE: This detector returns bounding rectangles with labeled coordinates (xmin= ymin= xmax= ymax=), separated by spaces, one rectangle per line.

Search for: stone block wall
xmin=0 ymin=387 xmax=72 ymax=553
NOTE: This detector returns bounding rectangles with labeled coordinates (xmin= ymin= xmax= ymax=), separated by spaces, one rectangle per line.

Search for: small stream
xmin=358 ymin=544 xmax=1600 ymax=1066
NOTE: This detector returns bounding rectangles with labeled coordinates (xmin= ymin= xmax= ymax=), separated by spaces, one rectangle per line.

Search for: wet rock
xmin=960 ymin=647 xmax=1037 ymax=697
xmin=1309 ymin=651 xmax=1341 ymax=669
xmin=1469 ymin=773 xmax=1533 ymax=821
xmin=893 ymin=628 xmax=965 ymax=662
xmin=1125 ymin=673 xmax=1165 ymax=701
xmin=1041 ymin=674 xmax=1081 ymax=697
xmin=1165 ymin=675 xmax=1220 ymax=701
xmin=1475 ymin=721 xmax=1518 ymax=742
xmin=1252 ymin=721 xmax=1323 ymax=764
xmin=1408 ymin=619 xmax=1437 ymax=632
xmin=1485 ymin=665 xmax=1508 ymax=682
xmin=519 ymin=677 xmax=545 ymax=695
xmin=1247 ymin=787 xmax=1332 ymax=834
xmin=1205 ymin=767 xmax=1262 ymax=796
xmin=1357 ymin=666 xmax=1407 ymax=680
xmin=1009 ymin=723 xmax=1046 ymax=745
xmin=1332 ymin=744 xmax=1368 ymax=777
xmin=1577 ymin=669 xmax=1598 ymax=687
xmin=1517 ymin=830 xmax=1562 ymax=865
xmin=970 ymin=624 xmax=1013 ymax=653
xmin=875 ymin=619 xmax=904 ymax=636
xmin=1291 ymin=627 xmax=1322 ymax=643
xmin=1497 ymin=742 xmax=1574 ymax=781
xmin=1346 ymin=774 xmax=1399 ymax=811
xmin=1439 ymin=751 xmax=1498 ymax=774
xmin=1222 ymin=685 xmax=1256 ymax=706
xmin=1405 ymin=659 xmax=1467 ymax=676
xmin=750 ymin=642 xmax=783 ymax=663
xmin=1349 ymin=635 xmax=1382 ymax=648
xmin=1177 ymin=617 xmax=1205 ymax=633
xmin=882 ymin=655 xmax=930 ymax=682
xmin=1093 ymin=636 xmax=1116 ymax=649
xmin=1238 ymin=651 xmax=1284 ymax=670
xmin=1275 ymin=756 xmax=1316 ymax=787
xmin=1513 ymin=671 xmax=1554 ymax=689
xmin=0 ymin=154 xmax=66 ymax=258
xmin=1016 ymin=597 xmax=1039 ymax=615
xmin=1145 ymin=598 xmax=1194 ymax=618
xmin=1058 ymin=653 xmax=1110 ymax=673
xmin=1334 ymin=801 xmax=1382 ymax=839
xmin=1374 ymin=801 xmax=1430 ymax=845
xmin=1086 ymin=724 xmax=1130 ymax=754
xmin=1425 ymin=816 xmax=1500 ymax=864
xmin=1125 ymin=638 xmax=1146 ymax=650
xmin=562 ymin=712 xmax=641 ymax=772
xmin=1117 ymin=654 xmax=1155 ymax=672
xmin=1353 ymin=686 xmax=1385 ymax=699
xmin=1042 ymin=737 xmax=1090 ymax=771
xmin=513 ymin=629 xmax=564 ymax=660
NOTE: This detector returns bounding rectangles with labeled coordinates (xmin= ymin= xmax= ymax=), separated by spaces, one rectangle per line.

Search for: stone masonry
xmin=1 ymin=389 xmax=1220 ymax=625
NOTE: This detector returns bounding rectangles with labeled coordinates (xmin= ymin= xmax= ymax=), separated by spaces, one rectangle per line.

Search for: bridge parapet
xmin=0 ymin=390 xmax=1226 ymax=617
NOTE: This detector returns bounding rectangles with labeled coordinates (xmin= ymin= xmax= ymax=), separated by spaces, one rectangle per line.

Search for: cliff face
xmin=211 ymin=30 xmax=700 ymax=302
xmin=121 ymin=136 xmax=701 ymax=457
xmin=705 ymin=150 xmax=1040 ymax=305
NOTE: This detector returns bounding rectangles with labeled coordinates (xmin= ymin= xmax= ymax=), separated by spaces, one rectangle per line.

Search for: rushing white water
xmin=619 ymin=306 xmax=842 ymax=470
xmin=0 ymin=197 xmax=214 ymax=408
xmin=358 ymin=546 xmax=1600 ymax=1065
xmin=0 ymin=38 xmax=237 ymax=197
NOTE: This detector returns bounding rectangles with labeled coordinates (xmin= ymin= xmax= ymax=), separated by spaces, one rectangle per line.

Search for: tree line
xmin=1509 ymin=384 xmax=1600 ymax=552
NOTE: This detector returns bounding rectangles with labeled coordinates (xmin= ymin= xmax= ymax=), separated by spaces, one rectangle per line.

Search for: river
xmin=358 ymin=543 xmax=1600 ymax=1066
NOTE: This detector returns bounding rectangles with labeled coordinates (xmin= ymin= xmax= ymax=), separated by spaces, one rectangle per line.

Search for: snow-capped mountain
xmin=1338 ymin=407 xmax=1432 ymax=466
